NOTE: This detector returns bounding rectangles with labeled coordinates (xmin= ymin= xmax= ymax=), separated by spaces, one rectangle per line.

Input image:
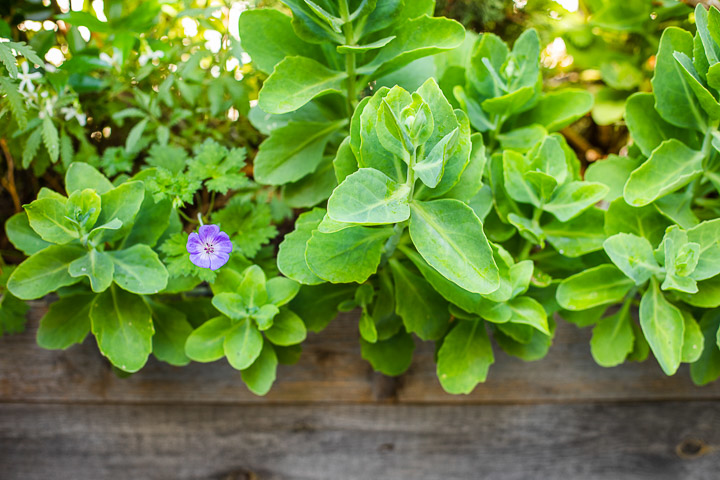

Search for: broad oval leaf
xmin=108 ymin=244 xmax=169 ymax=294
xmin=258 ymin=56 xmax=346 ymax=114
xmin=306 ymin=225 xmax=393 ymax=283
xmin=437 ymin=319 xmax=494 ymax=394
xmin=409 ymin=199 xmax=499 ymax=294
xmin=623 ymin=139 xmax=704 ymax=207
xmin=556 ymin=264 xmax=634 ymax=311
xmin=90 ymin=286 xmax=154 ymax=373
xmin=639 ymin=278 xmax=684 ymax=376
xmin=224 ymin=318 xmax=263 ymax=370
xmin=7 ymin=245 xmax=85 ymax=300
xmin=327 ymin=168 xmax=410 ymax=224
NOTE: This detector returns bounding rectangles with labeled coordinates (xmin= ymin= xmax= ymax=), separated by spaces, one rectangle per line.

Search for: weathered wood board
xmin=1 ymin=305 xmax=720 ymax=479
xmin=1 ymin=303 xmax=719 ymax=404
xmin=1 ymin=402 xmax=718 ymax=480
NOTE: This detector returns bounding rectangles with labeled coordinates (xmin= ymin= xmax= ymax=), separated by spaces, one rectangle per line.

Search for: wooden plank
xmin=1 ymin=402 xmax=719 ymax=480
xmin=2 ymin=304 xmax=720 ymax=404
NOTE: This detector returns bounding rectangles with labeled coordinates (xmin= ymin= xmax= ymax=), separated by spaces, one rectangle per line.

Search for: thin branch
xmin=0 ymin=138 xmax=21 ymax=213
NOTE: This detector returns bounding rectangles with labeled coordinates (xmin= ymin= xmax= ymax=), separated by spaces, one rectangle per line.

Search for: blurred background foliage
xmin=0 ymin=0 xmax=700 ymax=251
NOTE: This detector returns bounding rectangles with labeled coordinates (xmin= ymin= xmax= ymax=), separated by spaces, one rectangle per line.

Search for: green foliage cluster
xmin=2 ymin=0 xmax=720 ymax=396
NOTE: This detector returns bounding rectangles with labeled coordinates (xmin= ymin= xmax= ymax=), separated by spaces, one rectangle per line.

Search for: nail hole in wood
xmin=676 ymin=438 xmax=710 ymax=459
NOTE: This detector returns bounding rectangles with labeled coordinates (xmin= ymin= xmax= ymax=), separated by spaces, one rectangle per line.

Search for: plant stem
xmin=178 ymin=209 xmax=197 ymax=224
xmin=339 ymin=0 xmax=357 ymax=119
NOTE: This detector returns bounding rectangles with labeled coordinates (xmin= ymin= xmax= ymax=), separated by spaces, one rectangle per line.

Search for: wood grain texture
xmin=1 ymin=402 xmax=719 ymax=480
xmin=2 ymin=304 xmax=720 ymax=404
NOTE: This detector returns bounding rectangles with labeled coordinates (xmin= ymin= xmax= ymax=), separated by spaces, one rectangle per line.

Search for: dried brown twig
xmin=0 ymin=138 xmax=21 ymax=213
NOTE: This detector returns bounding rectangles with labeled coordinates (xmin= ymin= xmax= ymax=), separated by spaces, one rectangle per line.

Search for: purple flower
xmin=187 ymin=224 xmax=233 ymax=270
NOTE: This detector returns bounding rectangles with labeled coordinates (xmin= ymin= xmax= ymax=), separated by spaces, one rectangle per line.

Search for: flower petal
xmin=215 ymin=239 xmax=233 ymax=254
xmin=208 ymin=252 xmax=230 ymax=270
xmin=189 ymin=252 xmax=211 ymax=269
xmin=186 ymin=233 xmax=203 ymax=254
xmin=198 ymin=224 xmax=220 ymax=242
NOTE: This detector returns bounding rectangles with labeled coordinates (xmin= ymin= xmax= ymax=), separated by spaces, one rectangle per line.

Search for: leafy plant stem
xmin=340 ymin=0 xmax=357 ymax=119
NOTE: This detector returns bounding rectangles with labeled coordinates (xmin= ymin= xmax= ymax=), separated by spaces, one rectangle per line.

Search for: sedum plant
xmin=239 ymin=0 xmax=465 ymax=207
xmin=558 ymin=5 xmax=720 ymax=385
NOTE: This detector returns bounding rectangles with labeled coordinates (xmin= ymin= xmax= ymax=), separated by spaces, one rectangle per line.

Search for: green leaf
xmin=358 ymin=310 xmax=378 ymax=343
xmin=681 ymin=311 xmax=704 ymax=364
xmin=36 ymin=293 xmax=93 ymax=349
xmin=543 ymin=207 xmax=606 ymax=258
xmin=389 ymin=259 xmax=449 ymax=341
xmin=95 ymin=181 xmax=146 ymax=237
xmin=556 ymin=264 xmax=634 ymax=311
xmin=306 ymin=225 xmax=393 ymax=283
xmin=333 ymin=136 xmax=358 ymax=183
xmin=409 ymin=199 xmax=499 ymax=294
xmin=185 ymin=316 xmax=232 ymax=362
xmin=238 ymin=9 xmax=324 ymax=74
xmin=687 ymin=219 xmax=720 ymax=281
xmin=402 ymin=246 xmax=490 ymax=317
xmin=68 ymin=249 xmax=114 ymax=293
xmin=24 ymin=197 xmax=79 ymax=244
xmin=277 ymin=208 xmax=325 ymax=284
xmin=0 ymin=77 xmax=28 ymax=129
xmin=265 ymin=309 xmax=307 ymax=346
xmin=520 ymin=89 xmax=593 ymax=132
xmin=585 ymin=154 xmax=643 ymax=201
xmin=652 ymin=27 xmax=706 ymax=131
xmin=544 ymin=182 xmax=608 ymax=222
xmin=605 ymin=198 xmax=669 ymax=246
xmin=224 ymin=318 xmax=263 ymax=370
xmin=22 ymin=127 xmax=42 ymax=169
xmin=674 ymin=51 xmax=720 ymax=119
xmin=507 ymin=296 xmax=549 ymax=335
xmin=240 ymin=339 xmax=277 ymax=396
xmin=289 ymin=283 xmax=355 ymax=332
xmin=437 ymin=319 xmax=493 ymax=394
xmin=327 ymin=168 xmax=410 ymax=224
xmin=41 ymin=116 xmax=60 ymax=163
xmin=677 ymin=276 xmax=720 ymax=308
xmin=91 ymin=286 xmax=154 ymax=373
xmin=7 ymin=245 xmax=84 ymax=300
xmin=266 ymin=277 xmax=300 ymax=307
xmin=253 ymin=304 xmax=280 ymax=331
xmin=690 ymin=311 xmax=720 ymax=385
xmin=414 ymin=127 xmax=459 ymax=188
xmin=640 ymin=278 xmax=685 ymax=376
xmin=148 ymin=301 xmax=193 ymax=367
xmin=108 ymin=245 xmax=168 ymax=294
xmin=211 ymin=198 xmax=277 ymax=257
xmin=624 ymin=140 xmax=704 ymax=207
xmin=360 ymin=330 xmax=415 ymax=376
xmin=65 ymin=162 xmax=113 ymax=195
xmin=258 ymin=57 xmax=345 ymax=114
xmin=5 ymin=212 xmax=51 ymax=255
xmin=503 ymin=150 xmax=539 ymax=207
xmin=211 ymin=293 xmax=248 ymax=321
xmin=253 ymin=120 xmax=345 ymax=185
xmin=603 ymin=233 xmax=660 ymax=285
xmin=359 ymin=15 xmax=464 ymax=80
xmin=238 ymin=265 xmax=268 ymax=309
xmin=590 ymin=302 xmax=634 ymax=367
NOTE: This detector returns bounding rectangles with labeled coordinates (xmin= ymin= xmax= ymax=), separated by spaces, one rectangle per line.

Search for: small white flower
xmin=60 ymin=105 xmax=87 ymax=126
xmin=99 ymin=50 xmax=121 ymax=70
xmin=17 ymin=62 xmax=42 ymax=94
xmin=138 ymin=48 xmax=164 ymax=66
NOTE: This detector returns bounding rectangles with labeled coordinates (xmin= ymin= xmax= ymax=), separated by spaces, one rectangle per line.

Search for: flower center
xmin=204 ymin=242 xmax=215 ymax=254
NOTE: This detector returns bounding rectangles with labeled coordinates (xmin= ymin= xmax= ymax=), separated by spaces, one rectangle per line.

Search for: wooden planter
xmin=1 ymin=302 xmax=719 ymax=479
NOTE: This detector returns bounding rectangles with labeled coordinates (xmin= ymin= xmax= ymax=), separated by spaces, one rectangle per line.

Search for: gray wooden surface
xmin=1 ymin=304 xmax=719 ymax=479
